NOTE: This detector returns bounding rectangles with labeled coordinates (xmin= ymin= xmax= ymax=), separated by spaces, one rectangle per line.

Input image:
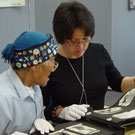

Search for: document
xmin=66 ymin=123 xmax=100 ymax=135
xmin=49 ymin=129 xmax=79 ymax=135
xmin=0 ymin=0 xmax=25 ymax=7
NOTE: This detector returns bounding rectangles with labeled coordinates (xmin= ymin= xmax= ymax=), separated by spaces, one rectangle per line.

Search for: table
xmin=31 ymin=120 xmax=135 ymax=135
xmin=53 ymin=121 xmax=123 ymax=135
xmin=125 ymin=124 xmax=135 ymax=135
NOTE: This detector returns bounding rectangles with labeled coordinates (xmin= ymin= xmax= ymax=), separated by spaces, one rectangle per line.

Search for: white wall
xmin=0 ymin=0 xmax=35 ymax=73
xmin=35 ymin=0 xmax=58 ymax=35
xmin=111 ymin=0 xmax=135 ymax=76
xmin=1 ymin=0 xmax=134 ymax=76
xmin=35 ymin=0 xmax=111 ymax=52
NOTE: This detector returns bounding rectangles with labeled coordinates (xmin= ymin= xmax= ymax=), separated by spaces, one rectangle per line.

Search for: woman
xmin=41 ymin=1 xmax=135 ymax=122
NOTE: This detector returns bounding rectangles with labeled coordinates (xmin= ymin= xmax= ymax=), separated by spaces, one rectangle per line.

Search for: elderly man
xmin=0 ymin=31 xmax=58 ymax=135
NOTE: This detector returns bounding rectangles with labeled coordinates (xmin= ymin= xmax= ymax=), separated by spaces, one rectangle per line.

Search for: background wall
xmin=0 ymin=0 xmax=135 ymax=76
xmin=111 ymin=0 xmax=135 ymax=76
xmin=0 ymin=0 xmax=133 ymax=105
xmin=35 ymin=0 xmax=58 ymax=36
xmin=0 ymin=0 xmax=35 ymax=73
xmin=35 ymin=0 xmax=135 ymax=77
xmin=35 ymin=0 xmax=111 ymax=53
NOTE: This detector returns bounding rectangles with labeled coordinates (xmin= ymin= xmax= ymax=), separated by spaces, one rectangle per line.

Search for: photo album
xmin=85 ymin=88 xmax=135 ymax=128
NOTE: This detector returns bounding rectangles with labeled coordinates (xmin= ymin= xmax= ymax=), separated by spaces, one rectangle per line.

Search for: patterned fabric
xmin=13 ymin=36 xmax=57 ymax=68
xmin=1 ymin=31 xmax=58 ymax=68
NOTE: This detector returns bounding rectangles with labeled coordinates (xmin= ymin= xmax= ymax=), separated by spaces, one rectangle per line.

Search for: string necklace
xmin=65 ymin=55 xmax=88 ymax=104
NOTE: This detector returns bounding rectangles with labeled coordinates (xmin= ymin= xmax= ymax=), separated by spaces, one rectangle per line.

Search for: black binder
xmin=51 ymin=120 xmax=124 ymax=135
xmin=30 ymin=89 xmax=135 ymax=135
xmin=85 ymin=88 xmax=135 ymax=130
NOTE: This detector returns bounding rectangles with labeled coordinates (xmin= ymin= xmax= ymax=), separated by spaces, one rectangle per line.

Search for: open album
xmin=85 ymin=88 xmax=135 ymax=128
xmin=49 ymin=123 xmax=100 ymax=135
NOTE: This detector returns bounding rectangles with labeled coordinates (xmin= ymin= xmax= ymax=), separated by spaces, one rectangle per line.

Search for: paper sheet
xmin=0 ymin=0 xmax=25 ymax=7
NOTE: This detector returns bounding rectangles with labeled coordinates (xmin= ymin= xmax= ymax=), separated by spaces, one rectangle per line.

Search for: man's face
xmin=31 ymin=57 xmax=58 ymax=86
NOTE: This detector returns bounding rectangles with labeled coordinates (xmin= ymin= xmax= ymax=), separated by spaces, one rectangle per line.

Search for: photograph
xmin=113 ymin=109 xmax=135 ymax=119
xmin=128 ymin=0 xmax=135 ymax=10
xmin=49 ymin=129 xmax=79 ymax=135
xmin=93 ymin=107 xmax=122 ymax=115
xmin=118 ymin=88 xmax=135 ymax=106
xmin=66 ymin=123 xmax=100 ymax=135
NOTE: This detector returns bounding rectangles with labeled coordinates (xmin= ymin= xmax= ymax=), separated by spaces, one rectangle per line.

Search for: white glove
xmin=58 ymin=104 xmax=89 ymax=121
xmin=10 ymin=131 xmax=28 ymax=135
xmin=30 ymin=119 xmax=54 ymax=134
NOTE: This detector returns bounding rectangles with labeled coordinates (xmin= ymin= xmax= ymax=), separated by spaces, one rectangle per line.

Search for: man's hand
xmin=30 ymin=119 xmax=54 ymax=134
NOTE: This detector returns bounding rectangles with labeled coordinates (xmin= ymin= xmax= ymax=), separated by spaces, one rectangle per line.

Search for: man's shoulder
xmin=0 ymin=71 xmax=8 ymax=86
xmin=0 ymin=70 xmax=14 ymax=98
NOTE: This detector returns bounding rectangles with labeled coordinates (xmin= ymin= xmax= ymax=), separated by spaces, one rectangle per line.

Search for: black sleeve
xmin=40 ymin=82 xmax=54 ymax=121
xmin=103 ymin=46 xmax=124 ymax=92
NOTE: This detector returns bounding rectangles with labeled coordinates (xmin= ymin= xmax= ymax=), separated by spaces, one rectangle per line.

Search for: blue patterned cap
xmin=1 ymin=31 xmax=58 ymax=68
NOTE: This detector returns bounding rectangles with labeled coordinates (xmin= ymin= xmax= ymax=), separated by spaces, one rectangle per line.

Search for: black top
xmin=41 ymin=43 xmax=124 ymax=120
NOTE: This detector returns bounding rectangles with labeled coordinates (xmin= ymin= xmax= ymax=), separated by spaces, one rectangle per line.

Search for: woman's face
xmin=63 ymin=28 xmax=91 ymax=59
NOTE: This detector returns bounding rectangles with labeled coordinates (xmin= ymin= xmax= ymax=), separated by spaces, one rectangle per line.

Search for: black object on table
xmin=30 ymin=118 xmax=124 ymax=135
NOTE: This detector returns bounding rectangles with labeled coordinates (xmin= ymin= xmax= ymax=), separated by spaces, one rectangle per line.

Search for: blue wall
xmin=111 ymin=0 xmax=135 ymax=76
xmin=0 ymin=0 xmax=35 ymax=73
xmin=35 ymin=0 xmax=135 ymax=76
xmin=1 ymin=0 xmax=135 ymax=76
xmin=35 ymin=0 xmax=111 ymax=52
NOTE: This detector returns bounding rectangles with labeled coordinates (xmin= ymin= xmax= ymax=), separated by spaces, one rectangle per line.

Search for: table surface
xmin=31 ymin=120 xmax=135 ymax=135
xmin=50 ymin=120 xmax=124 ymax=135
xmin=125 ymin=125 xmax=135 ymax=135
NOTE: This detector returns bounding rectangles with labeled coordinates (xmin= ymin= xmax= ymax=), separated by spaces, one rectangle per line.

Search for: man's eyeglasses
xmin=52 ymin=61 xmax=59 ymax=72
xmin=67 ymin=38 xmax=90 ymax=46
xmin=43 ymin=60 xmax=59 ymax=72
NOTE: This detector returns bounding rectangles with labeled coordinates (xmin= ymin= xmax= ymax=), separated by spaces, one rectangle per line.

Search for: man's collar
xmin=8 ymin=66 xmax=29 ymax=100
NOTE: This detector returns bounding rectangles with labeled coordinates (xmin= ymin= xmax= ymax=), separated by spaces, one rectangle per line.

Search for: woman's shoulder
xmin=89 ymin=42 xmax=104 ymax=49
xmin=88 ymin=42 xmax=105 ymax=53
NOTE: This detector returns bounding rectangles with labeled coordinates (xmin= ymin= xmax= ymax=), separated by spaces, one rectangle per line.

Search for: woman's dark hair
xmin=53 ymin=1 xmax=95 ymax=44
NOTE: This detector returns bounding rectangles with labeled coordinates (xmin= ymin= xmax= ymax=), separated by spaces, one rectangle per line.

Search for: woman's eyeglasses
xmin=67 ymin=38 xmax=90 ymax=46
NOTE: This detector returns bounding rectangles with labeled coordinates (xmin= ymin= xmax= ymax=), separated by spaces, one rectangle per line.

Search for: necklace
xmin=66 ymin=56 xmax=88 ymax=104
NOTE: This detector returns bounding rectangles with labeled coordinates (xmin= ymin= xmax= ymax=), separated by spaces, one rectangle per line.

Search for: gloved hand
xmin=10 ymin=131 xmax=28 ymax=135
xmin=29 ymin=119 xmax=54 ymax=134
xmin=58 ymin=104 xmax=89 ymax=121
